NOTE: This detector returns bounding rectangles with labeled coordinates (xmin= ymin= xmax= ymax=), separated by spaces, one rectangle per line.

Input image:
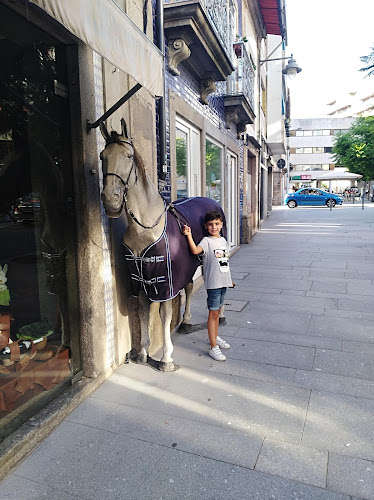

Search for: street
xmin=2 ymin=203 xmax=374 ymax=499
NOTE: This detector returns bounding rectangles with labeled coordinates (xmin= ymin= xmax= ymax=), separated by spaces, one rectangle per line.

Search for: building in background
xmin=326 ymin=82 xmax=374 ymax=118
xmin=289 ymin=117 xmax=356 ymax=193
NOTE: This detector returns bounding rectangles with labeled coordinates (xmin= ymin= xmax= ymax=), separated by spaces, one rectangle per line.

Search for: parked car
xmin=285 ymin=188 xmax=343 ymax=208
xmin=13 ymin=194 xmax=41 ymax=223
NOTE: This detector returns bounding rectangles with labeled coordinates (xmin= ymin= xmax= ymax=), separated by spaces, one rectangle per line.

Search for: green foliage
xmin=360 ymin=46 xmax=374 ymax=77
xmin=332 ymin=116 xmax=374 ymax=181
xmin=17 ymin=321 xmax=53 ymax=340
xmin=205 ymin=141 xmax=221 ymax=184
xmin=176 ymin=137 xmax=187 ymax=177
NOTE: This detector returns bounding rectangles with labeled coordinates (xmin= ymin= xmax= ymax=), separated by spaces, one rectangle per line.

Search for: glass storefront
xmin=205 ymin=138 xmax=222 ymax=204
xmin=0 ymin=5 xmax=80 ymax=438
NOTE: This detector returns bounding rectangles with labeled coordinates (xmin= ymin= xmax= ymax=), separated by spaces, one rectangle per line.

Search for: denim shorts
xmin=207 ymin=287 xmax=227 ymax=311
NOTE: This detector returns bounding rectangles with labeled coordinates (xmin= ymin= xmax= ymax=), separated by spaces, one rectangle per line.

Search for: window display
xmin=0 ymin=5 xmax=79 ymax=436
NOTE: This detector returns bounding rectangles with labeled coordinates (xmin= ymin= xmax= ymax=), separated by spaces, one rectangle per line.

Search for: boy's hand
xmin=182 ymin=225 xmax=191 ymax=236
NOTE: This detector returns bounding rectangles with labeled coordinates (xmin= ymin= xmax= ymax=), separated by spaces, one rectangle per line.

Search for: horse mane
xmin=133 ymin=144 xmax=148 ymax=190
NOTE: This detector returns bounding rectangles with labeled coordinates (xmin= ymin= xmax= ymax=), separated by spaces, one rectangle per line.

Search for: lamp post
xmin=257 ymin=52 xmax=302 ymax=222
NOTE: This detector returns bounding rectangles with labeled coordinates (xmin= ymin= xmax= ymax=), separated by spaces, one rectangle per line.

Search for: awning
xmin=29 ymin=0 xmax=164 ymax=97
xmin=258 ymin=0 xmax=283 ymax=37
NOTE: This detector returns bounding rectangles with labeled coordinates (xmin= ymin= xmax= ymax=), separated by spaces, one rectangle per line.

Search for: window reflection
xmin=205 ymin=139 xmax=222 ymax=204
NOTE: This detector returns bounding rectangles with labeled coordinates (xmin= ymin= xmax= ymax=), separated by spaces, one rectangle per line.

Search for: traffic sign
xmin=277 ymin=159 xmax=286 ymax=169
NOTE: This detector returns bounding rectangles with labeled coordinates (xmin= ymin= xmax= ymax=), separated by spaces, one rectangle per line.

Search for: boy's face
xmin=205 ymin=218 xmax=223 ymax=237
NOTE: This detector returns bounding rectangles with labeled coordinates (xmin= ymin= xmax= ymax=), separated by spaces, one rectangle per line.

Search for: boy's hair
xmin=204 ymin=210 xmax=222 ymax=223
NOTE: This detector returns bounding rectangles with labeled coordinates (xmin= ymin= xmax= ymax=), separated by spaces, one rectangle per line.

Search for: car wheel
xmin=326 ymin=199 xmax=336 ymax=208
xmin=287 ymin=200 xmax=297 ymax=208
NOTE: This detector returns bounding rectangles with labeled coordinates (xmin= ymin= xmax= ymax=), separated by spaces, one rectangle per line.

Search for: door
xmin=226 ymin=151 xmax=238 ymax=249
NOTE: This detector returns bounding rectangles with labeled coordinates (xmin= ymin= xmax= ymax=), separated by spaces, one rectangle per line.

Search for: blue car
xmin=285 ymin=188 xmax=343 ymax=208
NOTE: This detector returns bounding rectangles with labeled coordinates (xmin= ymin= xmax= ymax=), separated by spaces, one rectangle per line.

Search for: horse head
xmin=100 ymin=119 xmax=136 ymax=218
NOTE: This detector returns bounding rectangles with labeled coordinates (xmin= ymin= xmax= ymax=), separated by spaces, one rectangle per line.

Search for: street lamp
xmin=257 ymin=52 xmax=302 ymax=222
xmin=260 ymin=53 xmax=302 ymax=77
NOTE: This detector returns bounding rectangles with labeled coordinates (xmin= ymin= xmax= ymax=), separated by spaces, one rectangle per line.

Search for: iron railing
xmin=165 ymin=0 xmax=236 ymax=62
xmin=227 ymin=41 xmax=255 ymax=110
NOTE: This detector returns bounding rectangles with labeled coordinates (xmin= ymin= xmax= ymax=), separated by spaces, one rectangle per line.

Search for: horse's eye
xmin=127 ymin=153 xmax=133 ymax=159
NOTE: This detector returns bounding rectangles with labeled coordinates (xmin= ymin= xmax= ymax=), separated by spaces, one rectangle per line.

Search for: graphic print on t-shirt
xmin=214 ymin=246 xmax=230 ymax=272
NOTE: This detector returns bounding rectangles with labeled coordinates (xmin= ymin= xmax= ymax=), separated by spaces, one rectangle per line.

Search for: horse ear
xmin=120 ymin=118 xmax=128 ymax=139
xmin=99 ymin=121 xmax=110 ymax=142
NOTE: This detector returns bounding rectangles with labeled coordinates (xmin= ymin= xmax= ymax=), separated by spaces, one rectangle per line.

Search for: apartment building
xmin=289 ymin=117 xmax=355 ymax=192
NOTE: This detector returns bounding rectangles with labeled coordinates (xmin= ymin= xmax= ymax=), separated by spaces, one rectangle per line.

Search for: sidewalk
xmin=2 ymin=203 xmax=374 ymax=500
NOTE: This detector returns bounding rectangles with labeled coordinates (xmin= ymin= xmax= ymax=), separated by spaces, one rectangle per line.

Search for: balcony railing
xmin=165 ymin=0 xmax=236 ymax=62
xmin=227 ymin=42 xmax=255 ymax=110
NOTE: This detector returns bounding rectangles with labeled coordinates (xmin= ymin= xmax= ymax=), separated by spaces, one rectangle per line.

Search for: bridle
xmin=102 ymin=139 xmax=170 ymax=229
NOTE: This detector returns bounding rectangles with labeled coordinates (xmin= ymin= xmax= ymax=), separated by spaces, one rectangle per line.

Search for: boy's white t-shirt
xmin=198 ymin=236 xmax=232 ymax=289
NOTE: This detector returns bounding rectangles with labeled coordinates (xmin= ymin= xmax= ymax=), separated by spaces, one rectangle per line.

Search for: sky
xmin=285 ymin=0 xmax=374 ymax=118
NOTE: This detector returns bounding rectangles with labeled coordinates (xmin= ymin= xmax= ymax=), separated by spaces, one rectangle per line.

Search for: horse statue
xmin=100 ymin=119 xmax=226 ymax=372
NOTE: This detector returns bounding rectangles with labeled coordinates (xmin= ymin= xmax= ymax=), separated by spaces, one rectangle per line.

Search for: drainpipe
xmin=155 ymin=0 xmax=167 ymax=187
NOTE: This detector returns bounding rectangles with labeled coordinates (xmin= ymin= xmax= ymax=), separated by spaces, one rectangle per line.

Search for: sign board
xmin=301 ymin=175 xmax=312 ymax=180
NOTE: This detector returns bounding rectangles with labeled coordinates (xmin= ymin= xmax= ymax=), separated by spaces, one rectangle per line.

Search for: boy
xmin=182 ymin=211 xmax=232 ymax=361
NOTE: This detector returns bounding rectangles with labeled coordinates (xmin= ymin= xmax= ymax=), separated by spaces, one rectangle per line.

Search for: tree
xmin=360 ymin=46 xmax=374 ymax=77
xmin=332 ymin=116 xmax=374 ymax=181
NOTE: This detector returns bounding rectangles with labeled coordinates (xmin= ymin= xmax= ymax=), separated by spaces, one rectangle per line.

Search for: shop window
xmin=0 ymin=5 xmax=79 ymax=436
xmin=175 ymin=118 xmax=201 ymax=198
xmin=205 ymin=138 xmax=223 ymax=205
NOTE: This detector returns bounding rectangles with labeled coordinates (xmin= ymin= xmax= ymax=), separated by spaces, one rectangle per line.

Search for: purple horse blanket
xmin=123 ymin=197 xmax=227 ymax=302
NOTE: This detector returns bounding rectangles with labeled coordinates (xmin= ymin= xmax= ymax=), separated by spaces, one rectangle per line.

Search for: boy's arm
xmin=182 ymin=225 xmax=203 ymax=255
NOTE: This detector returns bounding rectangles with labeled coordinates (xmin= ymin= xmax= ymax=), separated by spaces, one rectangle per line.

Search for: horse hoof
xmin=159 ymin=361 xmax=181 ymax=372
xmin=178 ymin=323 xmax=192 ymax=334
xmin=134 ymin=352 xmax=148 ymax=365
xmin=219 ymin=317 xmax=227 ymax=326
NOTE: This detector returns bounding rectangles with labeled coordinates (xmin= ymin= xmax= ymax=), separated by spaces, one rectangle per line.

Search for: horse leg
xmin=178 ymin=281 xmax=193 ymax=333
xmin=159 ymin=300 xmax=177 ymax=372
xmin=136 ymin=292 xmax=150 ymax=364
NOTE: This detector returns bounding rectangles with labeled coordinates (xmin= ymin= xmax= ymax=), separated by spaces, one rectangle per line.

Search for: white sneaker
xmin=209 ymin=345 xmax=226 ymax=361
xmin=216 ymin=336 xmax=230 ymax=349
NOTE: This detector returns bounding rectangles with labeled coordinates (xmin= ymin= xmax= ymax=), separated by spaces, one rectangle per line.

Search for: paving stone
xmin=91 ymin=362 xmax=172 ymax=406
xmin=77 ymin=404 xmax=263 ymax=469
xmin=139 ymin=448 xmax=350 ymax=500
xmin=314 ymin=349 xmax=374 ymax=381
xmin=207 ymin=357 xmax=296 ymax=384
xmin=14 ymin=421 xmax=169 ymax=499
xmin=324 ymin=309 xmax=374 ymax=321
xmin=338 ymin=297 xmax=374 ymax=312
xmin=140 ymin=368 xmax=310 ymax=442
xmin=327 ymin=453 xmax=374 ymax=500
xmin=0 ymin=476 xmax=84 ymax=500
xmin=310 ymin=280 xmax=347 ymax=293
xmin=258 ymin=292 xmax=338 ymax=310
xmin=255 ymin=439 xmax=328 ymax=488
xmin=223 ymin=299 xmax=248 ymax=311
xmin=293 ymin=370 xmax=374 ymax=399
xmin=302 ymin=391 xmax=374 ymax=461
xmin=307 ymin=315 xmax=373 ymax=342
xmin=227 ymin=337 xmax=315 ymax=370
xmin=224 ymin=307 xmax=313 ymax=332
xmin=347 ymin=282 xmax=374 ymax=296
xmin=235 ymin=327 xmax=342 ymax=350
xmin=343 ymin=340 xmax=374 ymax=356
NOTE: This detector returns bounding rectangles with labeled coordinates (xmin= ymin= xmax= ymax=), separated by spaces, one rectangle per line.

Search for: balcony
xmin=223 ymin=42 xmax=256 ymax=137
xmin=164 ymin=0 xmax=235 ymax=104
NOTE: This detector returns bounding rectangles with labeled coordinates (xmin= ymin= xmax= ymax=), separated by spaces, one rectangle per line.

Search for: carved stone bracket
xmin=237 ymin=122 xmax=247 ymax=138
xmin=168 ymin=39 xmax=191 ymax=76
xmin=200 ymin=78 xmax=216 ymax=105
xmin=225 ymin=110 xmax=238 ymax=129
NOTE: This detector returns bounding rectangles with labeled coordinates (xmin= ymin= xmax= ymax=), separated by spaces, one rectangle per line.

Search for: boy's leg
xmin=207 ymin=309 xmax=220 ymax=348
